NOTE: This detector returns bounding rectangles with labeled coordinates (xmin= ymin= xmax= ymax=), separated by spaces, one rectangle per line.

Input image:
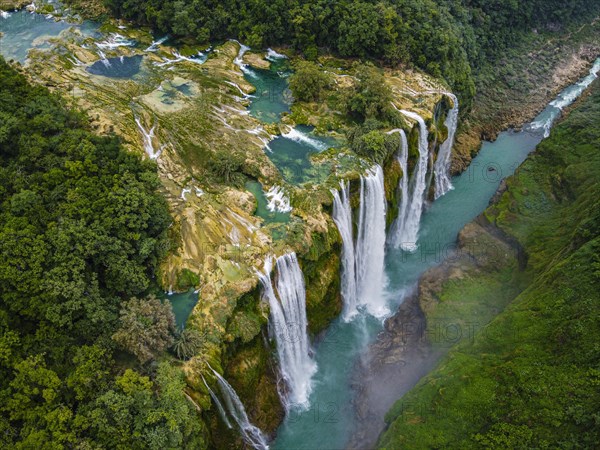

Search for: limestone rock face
xmin=243 ymin=52 xmax=271 ymax=70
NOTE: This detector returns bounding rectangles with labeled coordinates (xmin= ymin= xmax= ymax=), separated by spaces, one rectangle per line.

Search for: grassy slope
xmin=378 ymin=81 xmax=600 ymax=449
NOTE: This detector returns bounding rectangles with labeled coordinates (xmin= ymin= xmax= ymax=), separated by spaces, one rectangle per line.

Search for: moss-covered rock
xmin=303 ymin=249 xmax=342 ymax=334
xmin=176 ymin=268 xmax=200 ymax=291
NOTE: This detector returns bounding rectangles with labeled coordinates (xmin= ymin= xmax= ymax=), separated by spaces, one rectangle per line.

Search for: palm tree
xmin=171 ymin=327 xmax=204 ymax=360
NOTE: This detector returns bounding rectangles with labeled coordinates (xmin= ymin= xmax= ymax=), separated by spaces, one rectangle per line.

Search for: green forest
xmin=379 ymin=81 xmax=600 ymax=449
xmin=102 ymin=0 xmax=600 ymax=107
xmin=0 ymin=58 xmax=205 ymax=448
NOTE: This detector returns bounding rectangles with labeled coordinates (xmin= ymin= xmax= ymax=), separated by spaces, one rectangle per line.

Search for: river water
xmin=0 ymin=7 xmax=98 ymax=63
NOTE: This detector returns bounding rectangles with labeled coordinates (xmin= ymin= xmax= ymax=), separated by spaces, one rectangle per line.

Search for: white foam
xmin=224 ymin=81 xmax=255 ymax=100
xmin=134 ymin=117 xmax=162 ymax=159
xmin=156 ymin=50 xmax=207 ymax=67
xmin=265 ymin=186 xmax=292 ymax=213
xmin=282 ymin=128 xmax=328 ymax=151
xmin=145 ymin=36 xmax=168 ymax=52
xmin=231 ymin=40 xmax=257 ymax=78
xmin=181 ymin=188 xmax=191 ymax=200
xmin=96 ymin=33 xmax=135 ymax=50
xmin=266 ymin=48 xmax=287 ymax=61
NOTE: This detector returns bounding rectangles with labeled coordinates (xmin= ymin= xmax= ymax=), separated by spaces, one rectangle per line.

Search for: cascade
xmin=386 ymin=130 xmax=410 ymax=250
xmin=282 ymin=128 xmax=328 ymax=151
xmin=259 ymin=253 xmax=316 ymax=410
xmin=331 ymin=180 xmax=358 ymax=320
xmin=145 ymin=36 xmax=168 ymax=52
xmin=134 ymin=117 xmax=163 ymax=159
xmin=96 ymin=33 xmax=135 ymax=50
xmin=434 ymin=94 xmax=459 ymax=199
xmin=232 ymin=40 xmax=256 ymax=77
xmin=209 ymin=367 xmax=270 ymax=450
xmin=201 ymin=375 xmax=232 ymax=429
xmin=355 ymin=165 xmax=389 ymax=318
xmin=266 ymin=48 xmax=287 ymax=61
xmin=97 ymin=50 xmax=111 ymax=67
xmin=331 ymin=166 xmax=389 ymax=319
xmin=393 ymin=110 xmax=429 ymax=252
xmin=265 ymin=185 xmax=292 ymax=213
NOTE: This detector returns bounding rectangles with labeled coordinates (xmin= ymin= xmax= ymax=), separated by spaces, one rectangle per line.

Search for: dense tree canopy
xmin=288 ymin=61 xmax=332 ymax=102
xmin=102 ymin=0 xmax=599 ymax=107
xmin=0 ymin=58 xmax=204 ymax=448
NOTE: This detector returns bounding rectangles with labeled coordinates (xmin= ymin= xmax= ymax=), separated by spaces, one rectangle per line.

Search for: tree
xmin=83 ymin=364 xmax=205 ymax=449
xmin=171 ymin=327 xmax=204 ymax=360
xmin=350 ymin=129 xmax=398 ymax=163
xmin=112 ymin=296 xmax=176 ymax=364
xmin=208 ymin=151 xmax=245 ymax=185
xmin=67 ymin=345 xmax=111 ymax=401
xmin=342 ymin=63 xmax=397 ymax=123
xmin=288 ymin=61 xmax=332 ymax=102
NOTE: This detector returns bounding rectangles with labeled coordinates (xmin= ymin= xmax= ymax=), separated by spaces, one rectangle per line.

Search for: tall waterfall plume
xmin=386 ymin=129 xmax=410 ymax=247
xmin=391 ymin=111 xmax=429 ymax=252
xmin=332 ymin=181 xmax=358 ymax=320
xmin=208 ymin=367 xmax=269 ymax=450
xmin=434 ymin=94 xmax=459 ymax=199
xmin=259 ymin=253 xmax=316 ymax=410
xmin=331 ymin=166 xmax=389 ymax=319
xmin=355 ymin=165 xmax=389 ymax=318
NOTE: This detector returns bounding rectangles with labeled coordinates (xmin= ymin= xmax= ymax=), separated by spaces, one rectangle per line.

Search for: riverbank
xmin=377 ymin=79 xmax=600 ymax=448
xmin=453 ymin=16 xmax=600 ymax=171
xmin=350 ymin=217 xmax=528 ymax=448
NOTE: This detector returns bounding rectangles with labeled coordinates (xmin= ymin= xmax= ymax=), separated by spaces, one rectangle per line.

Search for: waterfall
xmin=156 ymin=50 xmax=207 ymax=67
xmin=224 ymin=80 xmax=255 ymax=100
xmin=209 ymin=367 xmax=270 ymax=450
xmin=282 ymin=128 xmax=328 ymax=151
xmin=355 ymin=165 xmax=389 ymax=318
xmin=202 ymin=375 xmax=232 ymax=429
xmin=232 ymin=40 xmax=256 ymax=77
xmin=265 ymin=185 xmax=292 ymax=213
xmin=434 ymin=94 xmax=459 ymax=199
xmin=266 ymin=48 xmax=287 ymax=61
xmin=134 ymin=117 xmax=163 ymax=159
xmin=331 ymin=181 xmax=358 ymax=320
xmin=145 ymin=36 xmax=168 ymax=52
xmin=97 ymin=50 xmax=111 ymax=67
xmin=392 ymin=111 xmax=429 ymax=252
xmin=96 ymin=33 xmax=135 ymax=50
xmin=331 ymin=166 xmax=388 ymax=319
xmin=259 ymin=253 xmax=316 ymax=410
xmin=386 ymin=130 xmax=410 ymax=250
